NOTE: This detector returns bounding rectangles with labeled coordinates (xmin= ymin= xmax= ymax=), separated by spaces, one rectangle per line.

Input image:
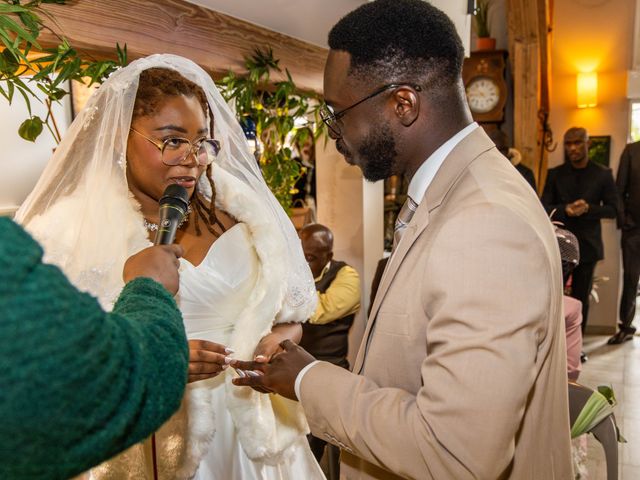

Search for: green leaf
xmin=571 ymin=387 xmax=619 ymax=439
xmin=116 ymin=42 xmax=127 ymax=66
xmin=597 ymin=385 xmax=616 ymax=404
xmin=0 ymin=27 xmax=29 ymax=64
xmin=36 ymin=82 xmax=50 ymax=95
xmin=6 ymin=79 xmax=15 ymax=102
xmin=0 ymin=13 xmax=41 ymax=49
xmin=52 ymin=56 xmax=80 ymax=87
xmin=18 ymin=115 xmax=44 ymax=142
xmin=18 ymin=11 xmax=41 ymax=38
xmin=0 ymin=48 xmax=19 ymax=75
xmin=0 ymin=83 xmax=9 ymax=102
xmin=12 ymin=77 xmax=39 ymax=114
xmin=0 ymin=5 xmax=30 ymax=14
xmin=49 ymin=86 xmax=67 ymax=101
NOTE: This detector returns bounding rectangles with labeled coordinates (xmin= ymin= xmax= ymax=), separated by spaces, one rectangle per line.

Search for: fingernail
xmin=254 ymin=355 xmax=267 ymax=361
xmin=225 ymin=347 xmax=235 ymax=354
xmin=246 ymin=370 xmax=260 ymax=377
xmin=224 ymin=356 xmax=233 ymax=364
xmin=222 ymin=364 xmax=229 ymax=370
xmin=236 ymin=369 xmax=246 ymax=378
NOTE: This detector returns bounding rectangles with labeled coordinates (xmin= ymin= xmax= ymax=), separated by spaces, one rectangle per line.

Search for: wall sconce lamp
xmin=577 ymin=72 xmax=598 ymax=108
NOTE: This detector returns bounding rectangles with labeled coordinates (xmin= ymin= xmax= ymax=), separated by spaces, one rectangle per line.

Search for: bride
xmin=16 ymin=54 xmax=325 ymax=479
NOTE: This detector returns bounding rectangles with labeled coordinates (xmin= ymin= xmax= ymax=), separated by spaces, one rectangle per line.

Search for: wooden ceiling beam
xmin=38 ymin=0 xmax=328 ymax=93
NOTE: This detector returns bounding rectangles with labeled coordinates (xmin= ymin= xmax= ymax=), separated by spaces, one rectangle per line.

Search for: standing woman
xmin=16 ymin=55 xmax=323 ymax=479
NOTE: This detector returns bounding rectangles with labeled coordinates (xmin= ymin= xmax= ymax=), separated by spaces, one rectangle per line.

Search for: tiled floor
xmin=579 ymin=333 xmax=640 ymax=479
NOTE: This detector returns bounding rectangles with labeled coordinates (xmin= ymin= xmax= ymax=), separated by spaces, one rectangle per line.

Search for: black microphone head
xmin=159 ymin=184 xmax=189 ymax=210
xmin=154 ymin=184 xmax=189 ymax=245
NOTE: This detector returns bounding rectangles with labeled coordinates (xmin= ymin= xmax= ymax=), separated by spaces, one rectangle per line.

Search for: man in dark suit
xmin=609 ymin=141 xmax=640 ymax=344
xmin=542 ymin=127 xmax=618 ymax=334
xmin=488 ymin=129 xmax=537 ymax=191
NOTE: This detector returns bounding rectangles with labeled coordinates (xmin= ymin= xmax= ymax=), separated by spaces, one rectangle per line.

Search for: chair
xmin=568 ymin=381 xmax=619 ymax=480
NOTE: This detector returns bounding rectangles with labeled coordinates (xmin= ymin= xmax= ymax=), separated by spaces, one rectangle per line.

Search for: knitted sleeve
xmin=0 ymin=218 xmax=188 ymax=480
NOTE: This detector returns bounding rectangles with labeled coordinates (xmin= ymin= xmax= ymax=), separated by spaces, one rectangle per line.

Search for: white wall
xmin=187 ymin=0 xmax=471 ymax=52
xmin=316 ymin=140 xmax=384 ymax=365
xmin=434 ymin=0 xmax=472 ymax=55
xmin=0 ymin=86 xmax=71 ymax=216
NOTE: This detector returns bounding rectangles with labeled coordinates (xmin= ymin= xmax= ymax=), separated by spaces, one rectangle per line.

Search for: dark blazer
xmin=515 ymin=163 xmax=537 ymax=192
xmin=617 ymin=141 xmax=640 ymax=229
xmin=541 ymin=161 xmax=617 ymax=262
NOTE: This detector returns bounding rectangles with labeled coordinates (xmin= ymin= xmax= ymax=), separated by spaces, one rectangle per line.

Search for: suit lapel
xmin=354 ymin=127 xmax=496 ymax=374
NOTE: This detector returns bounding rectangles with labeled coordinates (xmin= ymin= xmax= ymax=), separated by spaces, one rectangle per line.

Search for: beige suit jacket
xmin=299 ymin=128 xmax=573 ymax=479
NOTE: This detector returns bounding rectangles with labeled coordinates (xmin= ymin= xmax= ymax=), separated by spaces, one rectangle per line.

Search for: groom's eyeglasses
xmin=130 ymin=128 xmax=221 ymax=166
xmin=320 ymin=83 xmax=422 ymax=137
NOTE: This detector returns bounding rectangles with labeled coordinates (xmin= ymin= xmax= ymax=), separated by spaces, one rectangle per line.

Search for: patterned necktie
xmin=393 ymin=196 xmax=418 ymax=251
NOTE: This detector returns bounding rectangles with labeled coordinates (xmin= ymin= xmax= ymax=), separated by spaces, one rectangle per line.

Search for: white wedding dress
xmin=176 ymin=222 xmax=325 ymax=479
xmin=16 ymin=54 xmax=323 ymax=480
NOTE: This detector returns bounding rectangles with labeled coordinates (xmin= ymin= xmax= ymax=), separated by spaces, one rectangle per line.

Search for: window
xmin=631 ymin=101 xmax=640 ymax=142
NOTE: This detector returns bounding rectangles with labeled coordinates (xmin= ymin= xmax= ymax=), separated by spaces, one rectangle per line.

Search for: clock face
xmin=465 ymin=76 xmax=500 ymax=114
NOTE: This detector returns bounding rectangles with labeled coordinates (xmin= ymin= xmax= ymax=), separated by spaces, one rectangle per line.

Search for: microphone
xmin=154 ymin=184 xmax=189 ymax=245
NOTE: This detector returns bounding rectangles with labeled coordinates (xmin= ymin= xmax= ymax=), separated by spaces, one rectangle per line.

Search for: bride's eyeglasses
xmin=130 ymin=127 xmax=221 ymax=166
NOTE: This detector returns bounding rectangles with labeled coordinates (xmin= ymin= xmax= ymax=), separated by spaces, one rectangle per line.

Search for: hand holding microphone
xmin=123 ymin=185 xmax=190 ymax=294
xmin=123 ymin=244 xmax=184 ymax=294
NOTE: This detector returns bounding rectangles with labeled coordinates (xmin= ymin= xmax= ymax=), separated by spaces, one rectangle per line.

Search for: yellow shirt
xmin=309 ymin=263 xmax=361 ymax=325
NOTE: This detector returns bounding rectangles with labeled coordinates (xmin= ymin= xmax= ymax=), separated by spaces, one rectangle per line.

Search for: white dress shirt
xmin=294 ymin=122 xmax=479 ymax=401
xmin=407 ymin=122 xmax=478 ymax=204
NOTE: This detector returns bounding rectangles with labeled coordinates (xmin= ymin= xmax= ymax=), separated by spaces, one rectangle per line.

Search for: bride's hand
xmin=252 ymin=332 xmax=286 ymax=363
xmin=253 ymin=323 xmax=303 ymax=363
xmin=188 ymin=340 xmax=230 ymax=383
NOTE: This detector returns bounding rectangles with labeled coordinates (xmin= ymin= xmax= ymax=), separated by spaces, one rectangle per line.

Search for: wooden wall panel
xmin=39 ymin=0 xmax=327 ymax=92
xmin=507 ymin=0 xmax=553 ymax=192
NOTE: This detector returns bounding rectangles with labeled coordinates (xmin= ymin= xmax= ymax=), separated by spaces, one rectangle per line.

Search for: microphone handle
xmin=154 ymin=204 xmax=185 ymax=245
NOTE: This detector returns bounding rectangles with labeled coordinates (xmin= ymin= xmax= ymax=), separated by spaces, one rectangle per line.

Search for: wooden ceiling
xmin=38 ymin=0 xmax=328 ymax=93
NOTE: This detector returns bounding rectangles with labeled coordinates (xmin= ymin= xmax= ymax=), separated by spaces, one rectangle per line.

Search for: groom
xmin=233 ymin=1 xmax=573 ymax=478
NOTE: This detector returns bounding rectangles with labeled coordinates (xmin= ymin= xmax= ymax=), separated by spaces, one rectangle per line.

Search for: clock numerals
xmin=465 ymin=77 xmax=500 ymax=114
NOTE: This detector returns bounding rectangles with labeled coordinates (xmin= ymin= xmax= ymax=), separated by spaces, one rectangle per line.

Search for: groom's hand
xmin=231 ymin=340 xmax=316 ymax=400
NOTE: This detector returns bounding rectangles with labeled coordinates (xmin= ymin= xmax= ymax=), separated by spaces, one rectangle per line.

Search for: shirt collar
xmin=314 ymin=260 xmax=332 ymax=282
xmin=407 ymin=122 xmax=478 ymax=204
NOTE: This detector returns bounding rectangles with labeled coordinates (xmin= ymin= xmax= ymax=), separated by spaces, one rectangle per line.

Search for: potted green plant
xmin=0 ymin=0 xmax=126 ymax=143
xmin=217 ymin=48 xmax=325 ymax=212
xmin=474 ymin=0 xmax=496 ymax=51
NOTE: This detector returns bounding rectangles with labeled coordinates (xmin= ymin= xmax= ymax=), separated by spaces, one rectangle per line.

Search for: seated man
xmin=298 ymin=223 xmax=360 ymax=475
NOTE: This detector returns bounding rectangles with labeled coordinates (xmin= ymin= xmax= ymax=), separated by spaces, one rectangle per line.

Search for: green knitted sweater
xmin=0 ymin=218 xmax=189 ymax=479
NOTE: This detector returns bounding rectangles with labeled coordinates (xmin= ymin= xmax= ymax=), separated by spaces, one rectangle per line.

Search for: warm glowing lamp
xmin=577 ymin=72 xmax=598 ymax=108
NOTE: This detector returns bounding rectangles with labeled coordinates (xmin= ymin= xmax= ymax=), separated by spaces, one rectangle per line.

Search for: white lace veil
xmin=16 ymin=54 xmax=313 ymax=311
